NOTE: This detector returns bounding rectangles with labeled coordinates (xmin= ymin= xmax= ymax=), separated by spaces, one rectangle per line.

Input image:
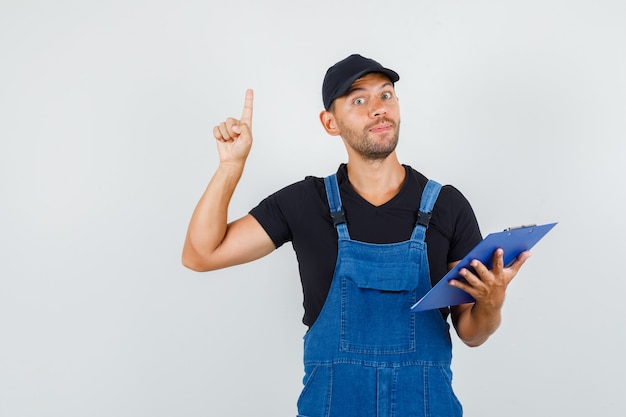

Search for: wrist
xmin=217 ymin=160 xmax=246 ymax=176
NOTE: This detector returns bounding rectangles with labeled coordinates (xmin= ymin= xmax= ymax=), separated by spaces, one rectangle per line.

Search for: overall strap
xmin=323 ymin=174 xmax=350 ymax=239
xmin=410 ymin=179 xmax=442 ymax=241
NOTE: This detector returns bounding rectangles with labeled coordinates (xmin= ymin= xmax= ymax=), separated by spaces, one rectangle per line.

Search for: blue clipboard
xmin=410 ymin=222 xmax=558 ymax=313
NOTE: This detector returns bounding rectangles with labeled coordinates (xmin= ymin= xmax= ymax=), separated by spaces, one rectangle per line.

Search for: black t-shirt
xmin=249 ymin=164 xmax=482 ymax=327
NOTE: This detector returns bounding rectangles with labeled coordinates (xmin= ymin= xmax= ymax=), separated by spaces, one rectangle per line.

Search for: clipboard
xmin=410 ymin=222 xmax=557 ymax=313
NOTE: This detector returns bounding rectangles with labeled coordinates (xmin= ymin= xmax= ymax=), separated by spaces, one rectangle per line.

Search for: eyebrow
xmin=345 ymin=82 xmax=394 ymax=97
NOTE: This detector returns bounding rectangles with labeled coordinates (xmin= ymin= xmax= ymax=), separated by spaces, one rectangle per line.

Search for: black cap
xmin=322 ymin=54 xmax=400 ymax=110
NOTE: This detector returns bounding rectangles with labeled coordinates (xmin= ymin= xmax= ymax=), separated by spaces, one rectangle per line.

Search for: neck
xmin=345 ymin=152 xmax=406 ymax=206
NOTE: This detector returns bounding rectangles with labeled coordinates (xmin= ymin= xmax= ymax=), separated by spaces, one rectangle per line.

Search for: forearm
xmin=452 ymin=302 xmax=502 ymax=347
xmin=182 ymin=161 xmax=245 ymax=270
xmin=448 ymin=249 xmax=531 ymax=347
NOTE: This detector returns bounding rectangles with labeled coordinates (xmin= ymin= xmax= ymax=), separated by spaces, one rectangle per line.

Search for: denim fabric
xmin=297 ymin=175 xmax=462 ymax=417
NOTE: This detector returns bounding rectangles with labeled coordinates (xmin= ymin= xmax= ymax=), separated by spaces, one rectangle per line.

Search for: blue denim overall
xmin=296 ymin=174 xmax=462 ymax=417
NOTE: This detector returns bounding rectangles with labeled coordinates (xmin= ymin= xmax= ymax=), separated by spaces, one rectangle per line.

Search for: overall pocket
xmin=296 ymin=364 xmax=331 ymax=417
xmin=426 ymin=365 xmax=463 ymax=417
xmin=340 ymin=259 xmax=420 ymax=354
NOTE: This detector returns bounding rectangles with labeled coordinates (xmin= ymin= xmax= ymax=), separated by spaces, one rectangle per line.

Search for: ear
xmin=319 ymin=110 xmax=341 ymax=136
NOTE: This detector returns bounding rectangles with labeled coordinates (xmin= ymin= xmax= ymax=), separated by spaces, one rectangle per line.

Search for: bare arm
xmin=182 ymin=89 xmax=275 ymax=272
xmin=449 ymin=249 xmax=532 ymax=347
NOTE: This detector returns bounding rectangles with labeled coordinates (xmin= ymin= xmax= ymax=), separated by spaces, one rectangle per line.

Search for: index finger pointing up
xmin=240 ymin=89 xmax=254 ymax=126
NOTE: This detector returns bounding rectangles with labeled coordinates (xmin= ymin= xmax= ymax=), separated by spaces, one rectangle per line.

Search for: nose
xmin=370 ymin=97 xmax=388 ymax=118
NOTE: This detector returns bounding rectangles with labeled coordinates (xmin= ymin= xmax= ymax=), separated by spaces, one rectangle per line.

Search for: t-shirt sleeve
xmin=248 ymin=177 xmax=325 ymax=249
xmin=442 ymin=185 xmax=483 ymax=263
xmin=249 ymin=190 xmax=293 ymax=250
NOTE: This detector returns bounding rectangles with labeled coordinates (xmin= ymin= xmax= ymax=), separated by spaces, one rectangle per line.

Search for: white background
xmin=1 ymin=0 xmax=625 ymax=416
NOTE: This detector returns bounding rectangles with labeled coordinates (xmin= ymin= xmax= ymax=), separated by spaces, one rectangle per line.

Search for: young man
xmin=182 ymin=54 xmax=531 ymax=416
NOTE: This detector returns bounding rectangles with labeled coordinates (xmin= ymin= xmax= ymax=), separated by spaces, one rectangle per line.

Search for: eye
xmin=381 ymin=92 xmax=393 ymax=100
xmin=353 ymin=97 xmax=365 ymax=105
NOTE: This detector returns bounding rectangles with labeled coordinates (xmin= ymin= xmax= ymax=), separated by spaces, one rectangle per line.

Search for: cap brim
xmin=328 ymin=68 xmax=400 ymax=109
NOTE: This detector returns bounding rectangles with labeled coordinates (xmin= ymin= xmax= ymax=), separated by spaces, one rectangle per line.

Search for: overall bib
xmin=296 ymin=174 xmax=462 ymax=417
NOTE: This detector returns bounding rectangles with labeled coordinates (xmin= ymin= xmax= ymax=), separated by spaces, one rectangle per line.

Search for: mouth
xmin=369 ymin=123 xmax=393 ymax=133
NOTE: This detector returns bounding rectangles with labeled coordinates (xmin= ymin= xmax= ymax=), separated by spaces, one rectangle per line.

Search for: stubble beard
xmin=340 ymin=118 xmax=401 ymax=162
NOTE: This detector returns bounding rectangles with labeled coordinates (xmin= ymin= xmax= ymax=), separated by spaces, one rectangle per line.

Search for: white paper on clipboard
xmin=410 ymin=222 xmax=558 ymax=313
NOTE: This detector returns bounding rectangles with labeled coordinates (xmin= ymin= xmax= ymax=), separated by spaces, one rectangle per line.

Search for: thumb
xmin=233 ymin=122 xmax=250 ymax=136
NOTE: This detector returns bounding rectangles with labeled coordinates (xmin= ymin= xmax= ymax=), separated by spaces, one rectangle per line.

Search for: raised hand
xmin=183 ymin=88 xmax=274 ymax=272
xmin=212 ymin=89 xmax=254 ymax=165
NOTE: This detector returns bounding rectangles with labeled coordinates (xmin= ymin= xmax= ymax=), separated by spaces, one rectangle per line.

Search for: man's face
xmin=330 ymin=73 xmax=401 ymax=161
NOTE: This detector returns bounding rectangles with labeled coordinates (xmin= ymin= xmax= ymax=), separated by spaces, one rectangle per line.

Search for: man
xmin=182 ymin=54 xmax=531 ymax=416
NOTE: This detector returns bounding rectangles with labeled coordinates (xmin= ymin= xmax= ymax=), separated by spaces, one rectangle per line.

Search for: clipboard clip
xmin=504 ymin=224 xmax=537 ymax=231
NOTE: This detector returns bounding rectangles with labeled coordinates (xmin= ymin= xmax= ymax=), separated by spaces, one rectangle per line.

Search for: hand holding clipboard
xmin=410 ymin=222 xmax=557 ymax=312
